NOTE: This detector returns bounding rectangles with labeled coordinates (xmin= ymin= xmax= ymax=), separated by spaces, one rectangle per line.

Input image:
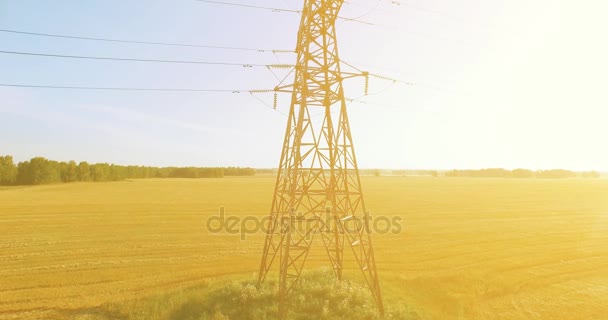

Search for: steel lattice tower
xmin=257 ymin=0 xmax=384 ymax=318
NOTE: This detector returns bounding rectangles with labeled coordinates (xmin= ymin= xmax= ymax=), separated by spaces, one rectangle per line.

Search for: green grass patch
xmin=71 ymin=269 xmax=419 ymax=320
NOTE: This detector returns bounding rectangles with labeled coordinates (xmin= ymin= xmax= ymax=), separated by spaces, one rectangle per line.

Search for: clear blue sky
xmin=1 ymin=0 xmax=607 ymax=170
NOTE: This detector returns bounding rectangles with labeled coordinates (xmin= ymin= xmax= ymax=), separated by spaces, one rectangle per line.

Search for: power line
xmin=249 ymin=92 xmax=288 ymax=117
xmin=343 ymin=58 xmax=452 ymax=92
xmin=197 ymin=0 xmax=300 ymax=13
xmin=370 ymin=73 xmax=413 ymax=86
xmin=347 ymin=98 xmax=404 ymax=110
xmin=382 ymin=0 xmax=465 ymax=20
xmin=346 ymin=0 xmax=455 ymax=19
xmin=195 ymin=0 xmax=374 ymax=25
xmin=0 ymin=28 xmax=294 ymax=53
xmin=0 ymin=83 xmax=261 ymax=93
xmin=0 ymin=83 xmax=405 ymax=111
xmin=0 ymin=83 xmax=288 ymax=116
xmin=0 ymin=53 xmax=415 ymax=93
xmin=339 ymin=58 xmax=414 ymax=86
xmin=0 ymin=50 xmax=293 ymax=68
xmin=346 ymin=0 xmax=383 ymax=20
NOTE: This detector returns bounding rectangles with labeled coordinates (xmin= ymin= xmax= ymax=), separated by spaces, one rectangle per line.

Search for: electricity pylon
xmin=257 ymin=0 xmax=384 ymax=318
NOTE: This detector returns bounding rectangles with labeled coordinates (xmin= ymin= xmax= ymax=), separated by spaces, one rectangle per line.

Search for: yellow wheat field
xmin=1 ymin=177 xmax=607 ymax=319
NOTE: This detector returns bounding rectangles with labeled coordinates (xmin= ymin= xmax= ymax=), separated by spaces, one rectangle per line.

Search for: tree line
xmin=444 ymin=168 xmax=600 ymax=179
xmin=0 ymin=155 xmax=255 ymax=186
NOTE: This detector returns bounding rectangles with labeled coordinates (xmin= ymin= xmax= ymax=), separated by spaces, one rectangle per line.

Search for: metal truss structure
xmin=257 ymin=0 xmax=384 ymax=318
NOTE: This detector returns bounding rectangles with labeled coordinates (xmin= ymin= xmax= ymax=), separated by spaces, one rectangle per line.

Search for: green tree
xmin=17 ymin=157 xmax=61 ymax=185
xmin=581 ymin=171 xmax=601 ymax=178
xmin=77 ymin=162 xmax=91 ymax=181
xmin=90 ymin=163 xmax=111 ymax=182
xmin=109 ymin=165 xmax=127 ymax=181
xmin=512 ymin=168 xmax=534 ymax=178
xmin=0 ymin=155 xmax=18 ymax=185
xmin=536 ymin=169 xmax=576 ymax=179
xmin=60 ymin=161 xmax=79 ymax=183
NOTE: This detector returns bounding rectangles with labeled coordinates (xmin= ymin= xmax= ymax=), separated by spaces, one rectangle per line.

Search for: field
xmin=1 ymin=177 xmax=607 ymax=319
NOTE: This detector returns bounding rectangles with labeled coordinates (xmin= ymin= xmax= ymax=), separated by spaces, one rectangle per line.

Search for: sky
xmin=1 ymin=0 xmax=607 ymax=170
